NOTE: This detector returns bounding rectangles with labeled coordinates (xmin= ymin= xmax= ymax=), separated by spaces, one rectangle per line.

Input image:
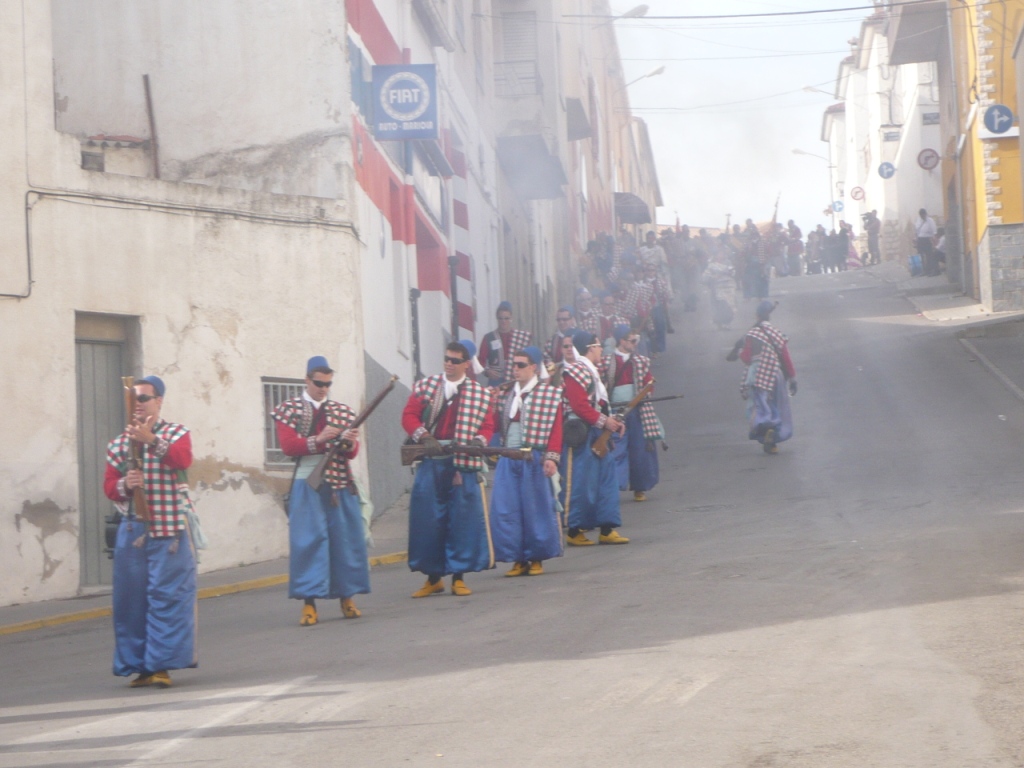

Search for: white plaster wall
xmin=0 ymin=0 xmax=30 ymax=297
xmin=50 ymin=0 xmax=351 ymax=199
xmin=0 ymin=0 xmax=365 ymax=607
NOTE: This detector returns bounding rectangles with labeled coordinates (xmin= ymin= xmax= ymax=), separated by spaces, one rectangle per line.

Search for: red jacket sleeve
xmin=165 ymin=432 xmax=192 ymax=469
xmin=779 ymin=343 xmax=796 ymax=380
xmin=401 ymin=392 xmax=426 ymax=436
xmin=563 ymin=377 xmax=604 ymax=427
xmin=739 ymin=337 xmax=754 ymax=365
xmin=103 ymin=432 xmax=193 ymax=500
xmin=476 ymin=396 xmax=497 ymax=443
xmin=547 ymin=404 xmax=563 ymax=454
xmin=104 ymin=464 xmax=126 ymax=501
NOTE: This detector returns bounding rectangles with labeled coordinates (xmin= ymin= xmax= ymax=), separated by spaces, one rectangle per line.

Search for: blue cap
xmin=520 ymin=345 xmax=543 ymax=365
xmin=496 ymin=301 xmax=513 ymax=314
xmin=307 ymin=355 xmax=332 ymax=374
xmin=139 ymin=375 xmax=165 ymax=398
xmin=559 ymin=305 xmax=576 ymax=318
xmin=756 ymin=300 xmax=776 ymax=320
xmin=458 ymin=339 xmax=477 ymax=360
xmin=613 ymin=324 xmax=632 ymax=342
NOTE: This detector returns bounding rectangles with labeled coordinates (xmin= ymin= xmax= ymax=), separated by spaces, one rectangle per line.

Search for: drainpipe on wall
xmin=410 ymin=288 xmax=423 ymax=380
xmin=448 ymin=254 xmax=459 ymax=340
xmin=947 ymin=2 xmax=967 ymax=293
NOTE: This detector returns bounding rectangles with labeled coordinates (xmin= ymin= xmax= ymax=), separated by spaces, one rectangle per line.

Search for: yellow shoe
xmin=411 ymin=579 xmax=445 ymax=598
xmin=527 ymin=561 xmax=544 ymax=576
xmin=341 ymin=598 xmax=361 ymax=618
xmin=129 ymin=673 xmax=154 ymax=688
xmin=633 ymin=491 xmax=647 ymax=502
xmin=451 ymin=578 xmax=472 ymax=596
xmin=300 ymin=604 xmax=318 ymax=626
xmin=150 ymin=671 xmax=172 ymax=689
xmin=566 ymin=532 xmax=595 ymax=546
xmin=505 ymin=562 xmax=527 ymax=577
xmin=599 ymin=530 xmax=630 ymax=545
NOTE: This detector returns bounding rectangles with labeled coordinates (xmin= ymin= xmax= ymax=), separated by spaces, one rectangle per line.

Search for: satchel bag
xmin=176 ymin=469 xmax=208 ymax=553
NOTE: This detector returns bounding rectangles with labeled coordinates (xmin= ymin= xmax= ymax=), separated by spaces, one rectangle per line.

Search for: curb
xmin=959 ymin=337 xmax=1024 ymax=404
xmin=0 ymin=550 xmax=408 ymax=638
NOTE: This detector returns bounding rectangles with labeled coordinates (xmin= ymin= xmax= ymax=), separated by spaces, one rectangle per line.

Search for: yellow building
xmin=890 ymin=1 xmax=1024 ymax=310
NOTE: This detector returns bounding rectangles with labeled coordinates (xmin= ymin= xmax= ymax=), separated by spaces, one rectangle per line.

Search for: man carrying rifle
xmin=402 ymin=341 xmax=497 ymax=598
xmin=602 ymin=325 xmax=662 ymax=502
xmin=562 ymin=332 xmax=630 ymax=546
xmin=104 ymin=375 xmax=195 ymax=689
xmin=272 ymin=356 xmax=368 ymax=626
xmin=491 ymin=346 xmax=563 ymax=577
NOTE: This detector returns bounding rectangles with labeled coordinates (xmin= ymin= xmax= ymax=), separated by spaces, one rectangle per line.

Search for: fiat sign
xmin=372 ymin=65 xmax=438 ymax=140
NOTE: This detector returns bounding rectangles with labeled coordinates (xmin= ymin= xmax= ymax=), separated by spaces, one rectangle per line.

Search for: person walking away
xmin=915 ymin=209 xmax=939 ymax=276
xmin=491 ymin=347 xmax=564 ymax=577
xmin=402 ymin=341 xmax=496 ymax=597
xmin=731 ymin=301 xmax=797 ymax=454
xmin=273 ymin=356 xmax=368 ymax=626
xmin=865 ymin=210 xmax=881 ymax=265
xmin=602 ymin=326 xmax=662 ymax=502
xmin=786 ymin=220 xmax=803 ymax=276
xmin=104 ymin=375 xmax=196 ymax=689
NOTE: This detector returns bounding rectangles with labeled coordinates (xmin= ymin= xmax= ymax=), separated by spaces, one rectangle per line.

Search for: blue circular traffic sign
xmin=878 ymin=162 xmax=896 ymax=179
xmin=832 ymin=200 xmax=844 ymax=212
xmin=984 ymin=104 xmax=1014 ymax=134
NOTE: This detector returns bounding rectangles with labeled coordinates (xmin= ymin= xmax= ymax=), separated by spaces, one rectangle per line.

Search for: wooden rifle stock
xmin=591 ymin=379 xmax=655 ymax=459
xmin=121 ymin=377 xmax=151 ymax=521
xmin=609 ymin=393 xmax=684 ymax=407
xmin=307 ymin=375 xmax=400 ymax=491
xmin=401 ymin=442 xmax=530 ymax=466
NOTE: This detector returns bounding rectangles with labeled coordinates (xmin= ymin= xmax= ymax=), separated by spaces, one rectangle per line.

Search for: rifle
xmin=307 ymin=375 xmax=399 ymax=491
xmin=121 ymin=377 xmax=151 ymax=521
xmin=610 ymin=393 xmax=684 ymax=408
xmin=401 ymin=442 xmax=530 ymax=466
xmin=591 ymin=379 xmax=655 ymax=459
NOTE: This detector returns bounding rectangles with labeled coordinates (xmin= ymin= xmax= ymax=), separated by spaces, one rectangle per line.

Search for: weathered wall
xmin=980 ymin=223 xmax=1024 ymax=312
xmin=0 ymin=193 xmax=364 ymax=606
xmin=50 ymin=0 xmax=351 ymax=199
xmin=0 ymin=1 xmax=366 ymax=607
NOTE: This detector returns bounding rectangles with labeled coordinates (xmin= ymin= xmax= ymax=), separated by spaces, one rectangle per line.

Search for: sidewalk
xmin=874 ymin=261 xmax=1024 ymax=404
xmin=0 ymin=492 xmax=411 ymax=636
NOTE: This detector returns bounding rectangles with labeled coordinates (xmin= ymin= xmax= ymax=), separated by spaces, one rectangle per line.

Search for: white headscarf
xmin=509 ymin=376 xmax=539 ymax=419
xmin=575 ymin=354 xmax=609 ymax=405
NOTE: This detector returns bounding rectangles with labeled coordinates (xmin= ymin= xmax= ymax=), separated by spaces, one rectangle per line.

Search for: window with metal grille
xmin=263 ymin=378 xmax=305 ymax=467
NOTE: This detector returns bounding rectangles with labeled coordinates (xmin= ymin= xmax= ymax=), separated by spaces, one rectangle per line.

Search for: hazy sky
xmin=609 ymin=0 xmax=873 ymax=232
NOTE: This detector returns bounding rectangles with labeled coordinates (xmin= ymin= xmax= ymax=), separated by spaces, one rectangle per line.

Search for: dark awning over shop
xmin=496 ymin=134 xmax=567 ymax=200
xmin=614 ymin=191 xmax=652 ymax=224
xmin=565 ymin=97 xmax=592 ymax=141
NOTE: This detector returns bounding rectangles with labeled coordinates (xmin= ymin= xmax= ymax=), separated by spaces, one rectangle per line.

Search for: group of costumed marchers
xmin=101 ymin=302 xmax=670 ymax=689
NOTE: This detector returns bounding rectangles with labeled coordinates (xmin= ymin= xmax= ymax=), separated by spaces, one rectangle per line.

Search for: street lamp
xmin=792 ymin=148 xmax=829 ymax=162
xmin=621 ymin=65 xmax=665 ymax=90
xmin=596 ymin=4 xmax=648 ymax=26
xmin=792 ymin=148 xmax=837 ymax=229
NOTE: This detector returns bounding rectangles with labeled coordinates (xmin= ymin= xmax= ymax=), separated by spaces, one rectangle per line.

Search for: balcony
xmin=494 ymin=60 xmax=543 ymax=98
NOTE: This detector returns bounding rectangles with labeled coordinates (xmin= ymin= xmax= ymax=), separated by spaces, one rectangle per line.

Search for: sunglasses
xmin=513 ymin=361 xmax=533 ymax=369
xmin=136 ymin=394 xmax=158 ymax=403
xmin=444 ymin=355 xmax=469 ymax=365
xmin=310 ymin=379 xmax=333 ymax=388
xmin=557 ymin=316 xmax=572 ymax=322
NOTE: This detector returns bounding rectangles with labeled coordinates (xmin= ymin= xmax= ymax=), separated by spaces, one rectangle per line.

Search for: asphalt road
xmin=4 ymin=270 xmax=1024 ymax=767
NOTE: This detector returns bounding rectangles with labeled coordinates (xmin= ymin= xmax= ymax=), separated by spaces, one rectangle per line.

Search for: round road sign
xmin=878 ymin=162 xmax=896 ymax=179
xmin=832 ymin=200 xmax=845 ymax=212
xmin=850 ymin=186 xmax=865 ymax=201
xmin=918 ymin=148 xmax=940 ymax=170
